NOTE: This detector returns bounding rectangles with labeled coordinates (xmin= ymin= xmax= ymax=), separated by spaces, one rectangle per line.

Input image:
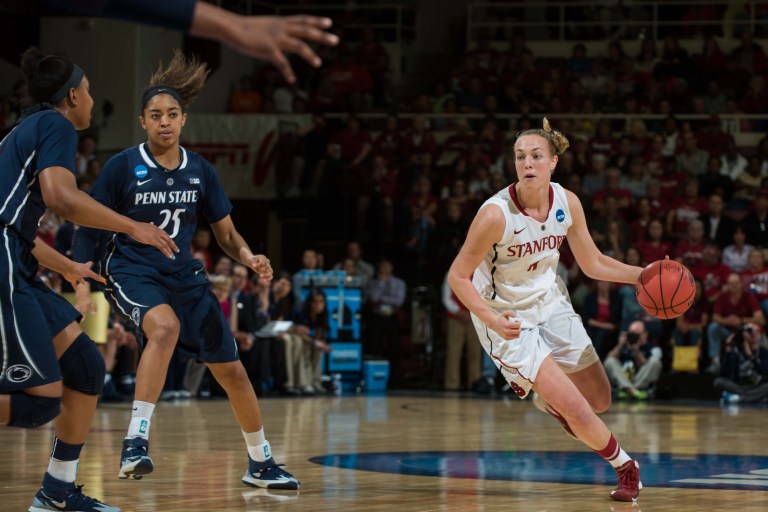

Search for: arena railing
xmin=466 ymin=0 xmax=768 ymax=43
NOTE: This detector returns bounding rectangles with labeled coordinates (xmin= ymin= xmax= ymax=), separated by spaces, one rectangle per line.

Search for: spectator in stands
xmin=74 ymin=133 xmax=98 ymax=178
xmin=604 ymin=320 xmax=663 ymax=400
xmin=293 ymin=248 xmax=322 ymax=303
xmin=293 ymin=289 xmax=332 ymax=395
xmin=333 ymin=241 xmax=375 ymax=282
xmin=706 ymin=272 xmax=765 ymax=374
xmin=466 ymin=32 xmax=500 ymax=71
xmin=730 ymin=30 xmax=768 ymax=75
xmin=404 ymin=116 xmax=437 ymax=170
xmin=634 ymin=38 xmax=659 ymax=78
xmin=323 ymin=53 xmax=373 ymax=111
xmin=666 ymin=179 xmax=707 ymax=235
xmin=213 ymin=255 xmax=233 ymax=277
xmin=700 ymin=194 xmax=735 ymax=251
xmin=743 ymin=190 xmax=768 ymax=248
xmin=700 ymin=157 xmax=734 ymax=205
xmin=192 ymin=227 xmax=214 ymax=273
xmin=373 ymin=114 xmax=405 ymax=165
xmin=676 ymin=131 xmax=709 ymax=176
xmin=674 ymin=219 xmax=706 ymax=268
xmin=364 ymin=258 xmax=407 ymax=369
xmin=231 ymin=264 xmax=272 ymax=395
xmin=355 ymin=27 xmax=390 ymax=107
xmin=672 ymin=277 xmax=709 ymax=349
xmin=442 ymin=270 xmax=481 ymax=391
xmin=592 ymin=167 xmax=632 ymax=216
xmin=627 ymin=198 xmax=655 ymax=246
xmin=328 ymin=115 xmax=372 ymax=193
xmin=701 ymin=80 xmax=728 ymax=115
xmin=582 ymin=280 xmax=621 ymax=359
xmin=742 ymin=248 xmax=768 ymax=319
xmin=722 ymin=226 xmax=753 ymax=273
xmin=582 ymin=152 xmax=607 ymax=197
xmin=714 ymin=323 xmax=768 ymax=404
xmin=228 ymin=74 xmax=261 ymax=113
xmin=720 ymin=142 xmax=748 ymax=181
xmin=357 ymin=154 xmax=397 ymax=242
xmin=692 ymin=241 xmax=732 ymax=304
xmin=620 ymin=157 xmax=650 ymax=200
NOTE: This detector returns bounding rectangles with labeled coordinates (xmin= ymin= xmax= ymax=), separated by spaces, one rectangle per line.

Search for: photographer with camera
xmin=603 ymin=320 xmax=663 ymax=400
xmin=705 ymin=272 xmax=765 ymax=374
xmin=714 ymin=323 xmax=768 ymax=404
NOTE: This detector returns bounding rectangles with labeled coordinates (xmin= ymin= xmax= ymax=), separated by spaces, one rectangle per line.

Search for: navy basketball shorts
xmin=104 ymin=261 xmax=237 ymax=364
xmin=0 ymin=232 xmax=79 ymax=392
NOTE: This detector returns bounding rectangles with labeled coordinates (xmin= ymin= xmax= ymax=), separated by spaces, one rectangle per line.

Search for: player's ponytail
xmin=516 ymin=117 xmax=570 ymax=157
xmin=142 ymin=49 xmax=209 ymax=112
xmin=20 ymin=47 xmax=83 ymax=106
xmin=542 ymin=117 xmax=570 ymax=155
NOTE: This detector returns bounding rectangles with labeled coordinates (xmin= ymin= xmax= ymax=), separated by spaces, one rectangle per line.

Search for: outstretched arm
xmin=210 ymin=215 xmax=273 ymax=283
xmin=564 ymin=189 xmax=643 ymax=285
xmin=45 ymin=1 xmax=338 ymax=84
xmin=32 ymin=236 xmax=103 ymax=288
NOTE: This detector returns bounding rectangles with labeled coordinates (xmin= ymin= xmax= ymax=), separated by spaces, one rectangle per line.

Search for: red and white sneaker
xmin=531 ymin=393 xmax=578 ymax=440
xmin=610 ymin=460 xmax=642 ymax=502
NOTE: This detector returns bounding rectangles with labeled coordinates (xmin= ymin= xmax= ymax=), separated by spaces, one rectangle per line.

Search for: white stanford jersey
xmin=472 ymin=182 xmax=572 ymax=310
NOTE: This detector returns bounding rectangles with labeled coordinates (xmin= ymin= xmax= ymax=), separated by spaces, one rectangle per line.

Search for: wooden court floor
xmin=2 ymin=394 xmax=768 ymax=511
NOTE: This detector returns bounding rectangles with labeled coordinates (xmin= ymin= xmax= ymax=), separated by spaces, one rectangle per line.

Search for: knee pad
xmin=59 ymin=333 xmax=106 ymax=396
xmin=8 ymin=393 xmax=61 ymax=428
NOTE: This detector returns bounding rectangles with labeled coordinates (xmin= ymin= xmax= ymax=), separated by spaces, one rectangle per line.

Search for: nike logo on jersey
xmin=137 ymin=179 xmax=153 ymax=186
xmin=513 ymin=228 xmax=526 ymax=235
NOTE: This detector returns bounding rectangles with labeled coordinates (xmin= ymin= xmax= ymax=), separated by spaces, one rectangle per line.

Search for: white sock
xmin=242 ymin=428 xmax=271 ymax=462
xmin=609 ymin=448 xmax=632 ymax=468
xmin=47 ymin=458 xmax=78 ymax=483
xmin=127 ymin=400 xmax=155 ymax=439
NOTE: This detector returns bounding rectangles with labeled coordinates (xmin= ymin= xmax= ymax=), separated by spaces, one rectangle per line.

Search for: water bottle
xmin=332 ymin=373 xmax=342 ymax=396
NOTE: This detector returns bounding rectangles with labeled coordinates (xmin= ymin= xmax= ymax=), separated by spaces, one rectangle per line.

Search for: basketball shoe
xmin=610 ymin=459 xmax=643 ymax=502
xmin=29 ymin=473 xmax=120 ymax=511
xmin=118 ymin=437 xmax=154 ymax=480
xmin=242 ymin=457 xmax=300 ymax=490
xmin=531 ymin=392 xmax=578 ymax=440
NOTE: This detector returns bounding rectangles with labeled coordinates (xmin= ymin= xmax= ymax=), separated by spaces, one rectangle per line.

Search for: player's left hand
xmin=63 ymin=261 xmax=104 ymax=288
xmin=247 ymin=254 xmax=273 ymax=283
xmin=222 ymin=15 xmax=339 ymax=83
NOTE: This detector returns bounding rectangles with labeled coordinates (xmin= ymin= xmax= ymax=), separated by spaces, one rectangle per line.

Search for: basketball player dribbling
xmin=448 ymin=118 xmax=645 ymax=502
xmin=73 ymin=51 xmax=298 ymax=490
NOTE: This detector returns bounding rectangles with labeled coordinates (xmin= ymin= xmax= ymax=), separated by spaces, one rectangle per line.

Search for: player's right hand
xmin=130 ymin=222 xmax=179 ymax=259
xmin=491 ymin=310 xmax=521 ymax=340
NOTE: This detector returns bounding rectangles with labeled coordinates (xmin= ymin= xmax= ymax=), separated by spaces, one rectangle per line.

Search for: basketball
xmin=635 ymin=259 xmax=696 ymax=320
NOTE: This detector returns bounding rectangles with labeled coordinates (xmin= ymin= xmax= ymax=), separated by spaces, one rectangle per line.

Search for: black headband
xmin=141 ymin=85 xmax=184 ymax=112
xmin=48 ymin=64 xmax=84 ymax=104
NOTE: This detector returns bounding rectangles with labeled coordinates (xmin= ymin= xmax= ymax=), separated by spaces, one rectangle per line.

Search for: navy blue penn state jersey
xmin=0 ymin=110 xmax=77 ymax=247
xmin=87 ymin=142 xmax=232 ymax=273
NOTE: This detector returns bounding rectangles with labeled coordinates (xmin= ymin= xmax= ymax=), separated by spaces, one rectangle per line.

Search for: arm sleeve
xmin=44 ymin=0 xmax=196 ymax=32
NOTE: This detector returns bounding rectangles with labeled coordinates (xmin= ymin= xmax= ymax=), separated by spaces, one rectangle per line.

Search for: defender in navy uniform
xmin=0 ymin=48 xmax=177 ymax=512
xmin=74 ymin=51 xmax=299 ymax=490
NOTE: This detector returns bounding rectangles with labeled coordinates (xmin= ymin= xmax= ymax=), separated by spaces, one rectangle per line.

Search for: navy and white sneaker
xmin=242 ymin=457 xmax=300 ymax=490
xmin=118 ymin=437 xmax=153 ymax=480
xmin=29 ymin=473 xmax=120 ymax=511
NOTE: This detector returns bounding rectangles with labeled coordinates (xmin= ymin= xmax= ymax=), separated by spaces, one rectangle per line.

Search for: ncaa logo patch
xmin=555 ymin=209 xmax=565 ymax=222
xmin=6 ymin=364 xmax=32 ymax=383
xmin=134 ymin=165 xmax=148 ymax=179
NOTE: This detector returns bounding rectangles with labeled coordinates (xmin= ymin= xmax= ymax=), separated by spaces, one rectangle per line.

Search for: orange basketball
xmin=635 ymin=259 xmax=696 ymax=320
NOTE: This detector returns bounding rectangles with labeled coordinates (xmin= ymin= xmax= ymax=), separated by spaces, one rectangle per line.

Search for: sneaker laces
xmin=617 ymin=463 xmax=639 ymax=488
xmin=67 ymin=484 xmax=106 ymax=508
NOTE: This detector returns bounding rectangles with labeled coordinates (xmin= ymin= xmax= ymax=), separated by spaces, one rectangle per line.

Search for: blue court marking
xmin=309 ymin=451 xmax=768 ymax=491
